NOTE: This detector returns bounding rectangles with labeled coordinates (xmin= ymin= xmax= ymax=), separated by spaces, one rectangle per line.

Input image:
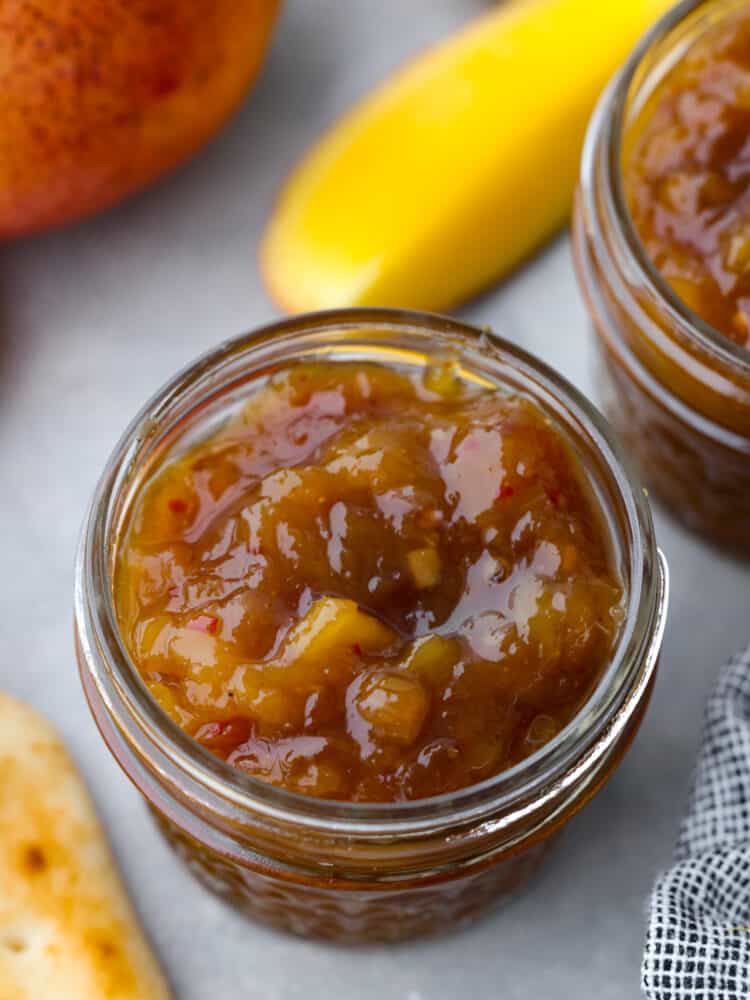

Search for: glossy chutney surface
xmin=114 ymin=360 xmax=623 ymax=802
xmin=625 ymin=7 xmax=750 ymax=348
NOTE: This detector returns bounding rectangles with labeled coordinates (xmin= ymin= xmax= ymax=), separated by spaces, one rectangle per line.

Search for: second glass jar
xmin=573 ymin=0 xmax=750 ymax=553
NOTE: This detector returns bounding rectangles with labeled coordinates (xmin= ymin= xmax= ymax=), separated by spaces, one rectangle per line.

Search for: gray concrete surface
xmin=1 ymin=2 xmax=747 ymax=997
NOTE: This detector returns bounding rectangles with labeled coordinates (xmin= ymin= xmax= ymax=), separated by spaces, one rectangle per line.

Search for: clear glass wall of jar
xmin=74 ymin=309 xmax=668 ymax=942
xmin=573 ymin=0 xmax=750 ymax=554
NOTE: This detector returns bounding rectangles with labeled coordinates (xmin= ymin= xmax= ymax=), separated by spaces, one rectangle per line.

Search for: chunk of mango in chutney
xmin=266 ymin=597 xmax=396 ymax=689
xmin=354 ymin=671 xmax=429 ymax=747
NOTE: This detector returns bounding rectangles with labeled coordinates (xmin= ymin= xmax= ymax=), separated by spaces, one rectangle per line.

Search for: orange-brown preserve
xmin=625 ymin=7 xmax=750 ymax=347
xmin=114 ymin=361 xmax=623 ymax=803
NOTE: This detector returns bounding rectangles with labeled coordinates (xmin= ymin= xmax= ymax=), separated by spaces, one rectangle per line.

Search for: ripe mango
xmin=0 ymin=0 xmax=280 ymax=237
xmin=261 ymin=0 xmax=672 ymax=313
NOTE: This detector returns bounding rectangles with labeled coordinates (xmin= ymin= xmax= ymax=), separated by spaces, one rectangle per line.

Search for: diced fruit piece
xmin=407 ymin=547 xmax=441 ymax=589
xmin=291 ymin=760 xmax=347 ymax=798
xmin=274 ymin=598 xmax=395 ymax=687
xmin=169 ymin=629 xmax=219 ymax=670
xmin=260 ymin=0 xmax=674 ymax=313
xmin=355 ymin=670 xmax=429 ymax=746
xmin=135 ymin=616 xmax=220 ymax=673
xmin=134 ymin=464 xmax=199 ymax=545
xmin=234 ymin=675 xmax=303 ymax=731
xmin=405 ymin=635 xmax=461 ymax=687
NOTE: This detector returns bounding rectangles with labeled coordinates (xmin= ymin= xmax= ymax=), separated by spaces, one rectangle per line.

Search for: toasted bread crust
xmin=0 ymin=693 xmax=171 ymax=999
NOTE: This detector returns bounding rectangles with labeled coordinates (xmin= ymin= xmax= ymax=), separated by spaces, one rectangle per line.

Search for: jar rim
xmin=75 ymin=308 xmax=667 ymax=837
xmin=582 ymin=0 xmax=750 ymax=375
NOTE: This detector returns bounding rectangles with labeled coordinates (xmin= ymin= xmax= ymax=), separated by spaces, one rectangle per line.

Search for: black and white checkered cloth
xmin=643 ymin=644 xmax=750 ymax=1000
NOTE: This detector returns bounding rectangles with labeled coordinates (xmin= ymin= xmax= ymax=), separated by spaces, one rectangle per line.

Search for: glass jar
xmin=74 ymin=308 xmax=668 ymax=943
xmin=573 ymin=0 xmax=750 ymax=553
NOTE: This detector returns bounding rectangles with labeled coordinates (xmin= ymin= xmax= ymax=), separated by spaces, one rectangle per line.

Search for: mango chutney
xmin=625 ymin=7 xmax=750 ymax=348
xmin=574 ymin=0 xmax=750 ymax=552
xmin=114 ymin=360 xmax=623 ymax=804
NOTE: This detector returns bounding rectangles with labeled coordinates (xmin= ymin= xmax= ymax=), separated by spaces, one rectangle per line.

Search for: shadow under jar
xmin=75 ymin=309 xmax=667 ymax=943
xmin=574 ymin=0 xmax=750 ymax=554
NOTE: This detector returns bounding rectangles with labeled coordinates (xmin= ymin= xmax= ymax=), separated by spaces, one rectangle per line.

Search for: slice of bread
xmin=0 ymin=693 xmax=171 ymax=999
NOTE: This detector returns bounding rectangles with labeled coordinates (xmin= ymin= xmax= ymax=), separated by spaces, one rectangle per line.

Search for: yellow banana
xmin=260 ymin=0 xmax=673 ymax=313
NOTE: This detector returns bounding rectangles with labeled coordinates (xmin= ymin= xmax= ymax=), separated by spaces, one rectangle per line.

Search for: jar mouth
xmin=583 ymin=0 xmax=750 ymax=375
xmin=75 ymin=308 xmax=666 ymax=835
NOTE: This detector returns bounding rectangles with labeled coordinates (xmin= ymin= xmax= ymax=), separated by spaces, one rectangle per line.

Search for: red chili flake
xmin=168 ymin=497 xmax=188 ymax=515
xmin=187 ymin=615 xmax=219 ymax=635
xmin=497 ymin=484 xmax=515 ymax=501
xmin=167 ymin=586 xmax=180 ymax=599
xmin=352 ymin=643 xmax=363 ymax=657
xmin=547 ymin=488 xmax=562 ymax=508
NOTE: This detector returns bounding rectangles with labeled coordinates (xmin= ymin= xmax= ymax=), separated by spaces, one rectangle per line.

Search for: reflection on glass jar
xmin=574 ymin=0 xmax=750 ymax=553
xmin=75 ymin=310 xmax=667 ymax=942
